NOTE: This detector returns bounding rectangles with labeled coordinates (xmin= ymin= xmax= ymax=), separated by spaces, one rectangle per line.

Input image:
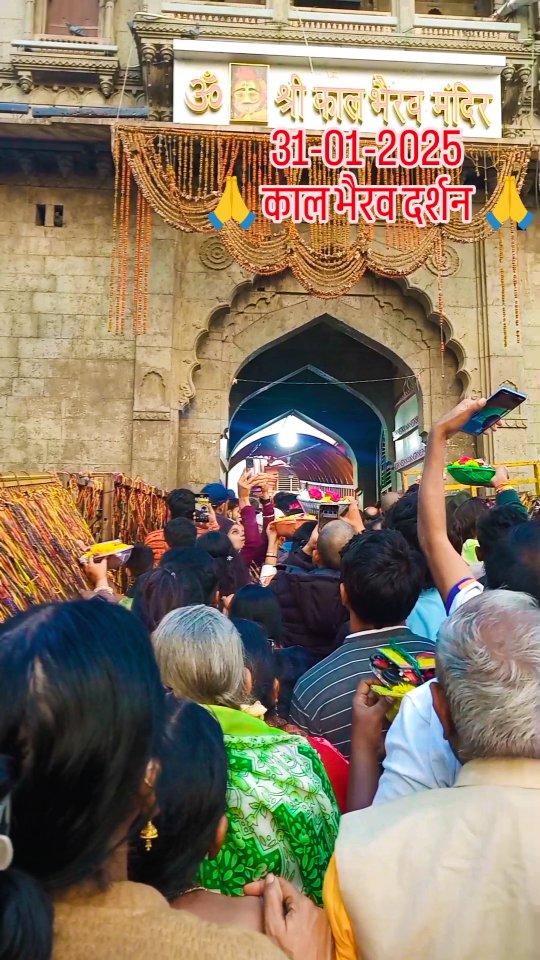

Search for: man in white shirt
xmin=374 ymin=680 xmax=460 ymax=802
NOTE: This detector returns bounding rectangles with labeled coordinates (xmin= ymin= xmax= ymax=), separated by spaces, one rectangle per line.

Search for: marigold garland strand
xmin=434 ymin=230 xmax=446 ymax=378
xmin=510 ymin=221 xmax=521 ymax=346
xmin=499 ymin=228 xmax=508 ymax=349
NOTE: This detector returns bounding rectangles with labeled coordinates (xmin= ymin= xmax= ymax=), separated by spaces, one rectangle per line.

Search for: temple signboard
xmin=173 ymin=41 xmax=504 ymax=138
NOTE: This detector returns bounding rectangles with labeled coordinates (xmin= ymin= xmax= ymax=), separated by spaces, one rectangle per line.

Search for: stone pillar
xmin=103 ymin=0 xmax=115 ymax=42
xmin=24 ymin=0 xmax=35 ymax=38
xmin=518 ymin=220 xmax=540 ymax=466
xmin=129 ymin=217 xmax=179 ymax=490
xmin=272 ymin=0 xmax=290 ymax=21
xmin=177 ymin=416 xmax=223 ymax=489
xmin=392 ymin=0 xmax=415 ymax=32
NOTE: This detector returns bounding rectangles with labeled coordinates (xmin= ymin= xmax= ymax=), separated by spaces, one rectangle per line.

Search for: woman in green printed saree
xmin=152 ymin=605 xmax=339 ymax=904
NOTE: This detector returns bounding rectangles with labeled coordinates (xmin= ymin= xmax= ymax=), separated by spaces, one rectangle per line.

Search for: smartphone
xmin=318 ymin=504 xmax=340 ymax=528
xmin=460 ymin=387 xmax=527 ymax=435
xmin=194 ymin=495 xmax=210 ymax=525
xmin=245 ymin=457 xmax=255 ymax=470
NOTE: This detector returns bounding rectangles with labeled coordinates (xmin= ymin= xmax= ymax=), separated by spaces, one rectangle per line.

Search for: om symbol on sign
xmin=185 ymin=71 xmax=223 ymax=114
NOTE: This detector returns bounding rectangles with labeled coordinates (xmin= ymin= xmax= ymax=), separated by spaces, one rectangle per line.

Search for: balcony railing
xmin=157 ymin=0 xmax=525 ymax=45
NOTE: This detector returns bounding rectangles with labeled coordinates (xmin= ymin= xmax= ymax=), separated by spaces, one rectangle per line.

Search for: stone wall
xmin=0 ymin=171 xmax=136 ymax=475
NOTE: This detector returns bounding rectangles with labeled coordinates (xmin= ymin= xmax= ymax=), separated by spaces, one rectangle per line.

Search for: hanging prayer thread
xmin=110 ymin=474 xmax=168 ymax=544
xmin=0 ymin=477 xmax=92 ymax=621
xmin=498 ymin=228 xmax=508 ymax=349
xmin=67 ymin=472 xmax=168 ymax=545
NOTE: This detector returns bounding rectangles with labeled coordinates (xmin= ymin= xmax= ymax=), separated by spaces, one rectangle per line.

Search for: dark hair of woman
xmin=274 ymin=647 xmax=318 ymax=719
xmin=129 ymin=697 xmax=227 ymax=900
xmin=125 ymin=544 xmax=155 ymax=599
xmin=228 ymin=584 xmax=283 ymax=643
xmin=160 ymin=547 xmax=219 ymax=606
xmin=197 ymin=531 xmax=249 ymax=597
xmin=164 ymin=517 xmax=197 ymax=551
xmin=132 ymin=566 xmax=204 ymax=632
xmin=232 ymin=619 xmax=276 ymax=713
xmin=0 ymin=600 xmax=165 ymax=960
xmin=452 ymin=496 xmax=489 ymax=544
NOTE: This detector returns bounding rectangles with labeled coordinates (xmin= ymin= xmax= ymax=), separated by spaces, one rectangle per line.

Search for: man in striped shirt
xmin=289 ymin=529 xmax=433 ymax=758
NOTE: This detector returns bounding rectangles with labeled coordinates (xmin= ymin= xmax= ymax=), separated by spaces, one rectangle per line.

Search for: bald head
xmin=381 ymin=491 xmax=400 ymax=514
xmin=316 ymin=519 xmax=355 ymax=570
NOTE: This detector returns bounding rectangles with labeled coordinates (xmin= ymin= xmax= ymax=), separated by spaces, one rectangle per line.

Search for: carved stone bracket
xmin=502 ymin=61 xmax=533 ymax=136
xmin=11 ymin=50 xmax=119 ymax=99
xmin=136 ymin=39 xmax=174 ymax=121
xmin=16 ymin=70 xmax=33 ymax=94
xmin=98 ymin=74 xmax=115 ymax=98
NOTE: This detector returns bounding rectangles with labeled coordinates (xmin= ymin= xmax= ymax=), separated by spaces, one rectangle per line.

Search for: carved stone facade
xmin=0 ymin=1 xmax=538 ymax=490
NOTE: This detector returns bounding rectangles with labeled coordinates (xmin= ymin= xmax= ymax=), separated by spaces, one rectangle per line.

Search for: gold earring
xmin=140 ymin=819 xmax=158 ymax=852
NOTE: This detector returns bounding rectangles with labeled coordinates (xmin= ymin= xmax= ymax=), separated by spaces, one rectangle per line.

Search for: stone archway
xmin=228 ymin=344 xmax=396 ymax=502
xmin=176 ymin=269 xmax=463 ymax=488
xmin=230 ymin=362 xmax=389 ymax=471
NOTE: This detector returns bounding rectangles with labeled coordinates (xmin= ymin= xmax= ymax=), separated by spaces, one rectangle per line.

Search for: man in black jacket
xmin=268 ymin=519 xmax=355 ymax=661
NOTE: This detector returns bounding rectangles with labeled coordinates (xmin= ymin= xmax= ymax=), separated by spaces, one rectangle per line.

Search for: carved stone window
xmin=44 ymin=0 xmax=100 ymax=38
xmin=23 ymin=0 xmax=115 ymax=42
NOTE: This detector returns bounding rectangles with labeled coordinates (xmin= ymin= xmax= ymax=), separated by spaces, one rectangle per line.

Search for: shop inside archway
xmin=228 ymin=412 xmax=356 ymax=500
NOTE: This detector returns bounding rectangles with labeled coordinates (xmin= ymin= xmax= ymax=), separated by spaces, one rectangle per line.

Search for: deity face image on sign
xmin=230 ymin=63 xmax=268 ymax=124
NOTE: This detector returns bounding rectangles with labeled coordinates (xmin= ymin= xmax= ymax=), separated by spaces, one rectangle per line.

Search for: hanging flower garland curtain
xmin=109 ymin=123 xmax=530 ymax=334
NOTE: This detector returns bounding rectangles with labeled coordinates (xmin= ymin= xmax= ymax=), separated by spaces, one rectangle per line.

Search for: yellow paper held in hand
xmin=79 ymin=540 xmax=133 ymax=565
